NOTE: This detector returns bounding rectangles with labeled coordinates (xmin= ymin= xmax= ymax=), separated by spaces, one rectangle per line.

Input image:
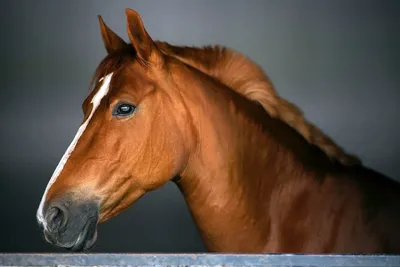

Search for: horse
xmin=36 ymin=8 xmax=400 ymax=253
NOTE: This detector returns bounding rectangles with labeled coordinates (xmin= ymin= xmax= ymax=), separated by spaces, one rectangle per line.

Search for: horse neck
xmin=157 ymin=41 xmax=361 ymax=167
xmin=174 ymin=65 xmax=332 ymax=252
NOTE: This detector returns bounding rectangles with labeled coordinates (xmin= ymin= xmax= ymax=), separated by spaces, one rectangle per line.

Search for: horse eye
xmin=113 ymin=103 xmax=136 ymax=117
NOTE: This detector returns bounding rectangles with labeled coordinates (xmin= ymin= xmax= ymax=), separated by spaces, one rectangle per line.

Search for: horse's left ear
xmin=125 ymin=8 xmax=163 ymax=65
xmin=98 ymin=15 xmax=127 ymax=54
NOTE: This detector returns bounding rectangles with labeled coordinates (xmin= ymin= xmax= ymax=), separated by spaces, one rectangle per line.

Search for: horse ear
xmin=98 ymin=15 xmax=127 ymax=54
xmin=125 ymin=8 xmax=162 ymax=64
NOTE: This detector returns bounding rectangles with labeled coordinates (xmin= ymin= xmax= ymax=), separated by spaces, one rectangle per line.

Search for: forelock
xmin=89 ymin=46 xmax=137 ymax=93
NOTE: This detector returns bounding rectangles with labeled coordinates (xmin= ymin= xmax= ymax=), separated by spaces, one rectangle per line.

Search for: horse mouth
xmin=69 ymin=216 xmax=98 ymax=252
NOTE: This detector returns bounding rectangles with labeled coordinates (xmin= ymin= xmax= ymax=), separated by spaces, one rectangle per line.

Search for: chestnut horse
xmin=37 ymin=9 xmax=400 ymax=253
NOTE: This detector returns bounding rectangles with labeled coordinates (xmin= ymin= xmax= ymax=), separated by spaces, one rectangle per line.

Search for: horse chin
xmin=68 ymin=216 xmax=98 ymax=252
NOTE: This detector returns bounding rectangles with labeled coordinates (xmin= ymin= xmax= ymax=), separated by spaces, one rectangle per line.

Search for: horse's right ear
xmin=125 ymin=9 xmax=164 ymax=66
xmin=98 ymin=15 xmax=127 ymax=54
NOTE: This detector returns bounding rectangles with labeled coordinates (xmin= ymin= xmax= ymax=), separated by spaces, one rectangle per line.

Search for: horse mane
xmin=156 ymin=41 xmax=361 ymax=166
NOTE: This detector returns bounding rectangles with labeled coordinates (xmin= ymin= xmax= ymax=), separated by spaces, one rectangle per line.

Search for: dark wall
xmin=0 ymin=0 xmax=399 ymax=252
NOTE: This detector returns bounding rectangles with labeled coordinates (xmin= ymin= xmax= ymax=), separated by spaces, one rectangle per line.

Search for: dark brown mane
xmin=155 ymin=41 xmax=361 ymax=166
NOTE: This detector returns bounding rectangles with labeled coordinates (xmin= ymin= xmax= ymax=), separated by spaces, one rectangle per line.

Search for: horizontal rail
xmin=0 ymin=253 xmax=400 ymax=267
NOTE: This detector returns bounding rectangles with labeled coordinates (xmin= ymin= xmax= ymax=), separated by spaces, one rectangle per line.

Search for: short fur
xmin=38 ymin=9 xmax=400 ymax=254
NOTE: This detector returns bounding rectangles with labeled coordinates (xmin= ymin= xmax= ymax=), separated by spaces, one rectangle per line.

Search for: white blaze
xmin=36 ymin=72 xmax=114 ymax=229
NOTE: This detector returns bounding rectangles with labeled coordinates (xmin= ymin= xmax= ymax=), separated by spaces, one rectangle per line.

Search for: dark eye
xmin=113 ymin=103 xmax=136 ymax=117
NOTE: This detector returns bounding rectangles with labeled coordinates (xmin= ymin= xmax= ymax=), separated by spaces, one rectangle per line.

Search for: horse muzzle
xmin=38 ymin=198 xmax=99 ymax=251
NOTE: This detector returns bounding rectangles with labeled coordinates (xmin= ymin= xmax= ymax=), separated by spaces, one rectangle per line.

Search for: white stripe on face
xmin=36 ymin=72 xmax=114 ymax=229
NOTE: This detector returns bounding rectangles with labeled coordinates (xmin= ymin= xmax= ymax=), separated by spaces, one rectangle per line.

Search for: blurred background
xmin=0 ymin=0 xmax=399 ymax=252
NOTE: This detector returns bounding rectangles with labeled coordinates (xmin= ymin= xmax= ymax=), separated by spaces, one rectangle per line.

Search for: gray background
xmin=0 ymin=0 xmax=399 ymax=252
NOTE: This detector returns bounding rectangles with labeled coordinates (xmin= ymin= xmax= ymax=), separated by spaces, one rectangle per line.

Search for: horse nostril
xmin=46 ymin=206 xmax=67 ymax=233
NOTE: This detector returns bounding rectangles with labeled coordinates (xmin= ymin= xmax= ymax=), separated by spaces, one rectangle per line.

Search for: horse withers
xmin=36 ymin=9 xmax=400 ymax=253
